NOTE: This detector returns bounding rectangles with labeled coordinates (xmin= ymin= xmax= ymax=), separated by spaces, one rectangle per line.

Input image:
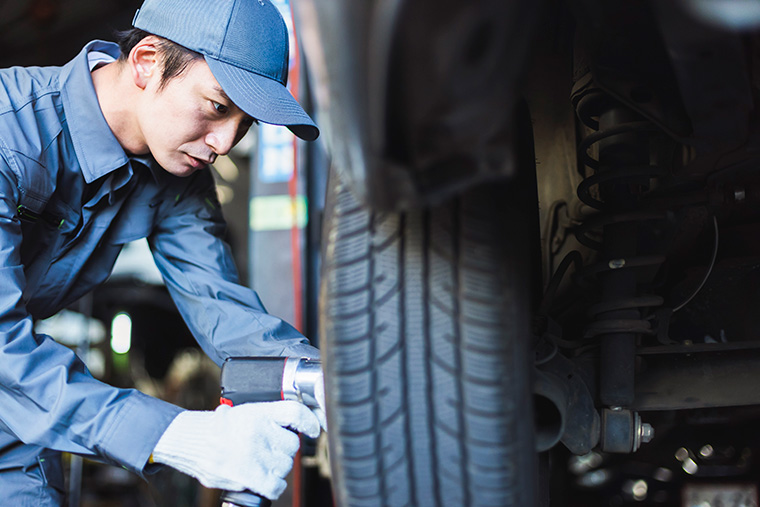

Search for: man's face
xmin=136 ymin=58 xmax=255 ymax=177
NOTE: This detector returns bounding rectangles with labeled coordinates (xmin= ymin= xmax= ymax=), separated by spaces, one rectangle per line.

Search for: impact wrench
xmin=218 ymin=357 xmax=323 ymax=507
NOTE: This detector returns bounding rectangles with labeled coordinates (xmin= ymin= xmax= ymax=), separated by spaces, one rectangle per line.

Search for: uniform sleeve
xmin=148 ymin=169 xmax=319 ymax=366
xmin=0 ymin=160 xmax=182 ymax=476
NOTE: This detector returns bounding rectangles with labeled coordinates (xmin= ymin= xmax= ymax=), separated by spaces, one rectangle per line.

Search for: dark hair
xmin=116 ymin=28 xmax=202 ymax=90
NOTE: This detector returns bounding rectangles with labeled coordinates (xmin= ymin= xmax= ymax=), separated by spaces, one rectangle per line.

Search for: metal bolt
xmin=630 ymin=479 xmax=648 ymax=501
xmin=653 ymin=467 xmax=673 ymax=482
xmin=639 ymin=423 xmax=654 ymax=444
xmin=608 ymin=258 xmax=626 ymax=269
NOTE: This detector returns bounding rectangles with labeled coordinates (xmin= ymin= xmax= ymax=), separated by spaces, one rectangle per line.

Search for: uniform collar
xmin=129 ymin=153 xmax=170 ymax=186
xmin=60 ymin=40 xmax=130 ymax=184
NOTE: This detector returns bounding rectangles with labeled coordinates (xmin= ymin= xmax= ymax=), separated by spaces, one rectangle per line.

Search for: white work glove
xmin=151 ymin=401 xmax=320 ymax=500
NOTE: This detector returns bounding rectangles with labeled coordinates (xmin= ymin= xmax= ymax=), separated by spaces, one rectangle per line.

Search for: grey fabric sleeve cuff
xmin=97 ymin=390 xmax=184 ymax=479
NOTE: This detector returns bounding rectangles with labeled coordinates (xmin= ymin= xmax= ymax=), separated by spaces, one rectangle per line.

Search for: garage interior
xmin=5 ymin=0 xmax=760 ymax=506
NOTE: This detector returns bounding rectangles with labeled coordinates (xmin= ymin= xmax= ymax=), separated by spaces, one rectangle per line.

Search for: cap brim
xmin=205 ymin=56 xmax=319 ymax=141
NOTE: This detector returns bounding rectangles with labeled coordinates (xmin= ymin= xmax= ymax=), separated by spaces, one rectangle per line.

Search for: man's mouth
xmin=187 ymin=154 xmax=213 ymax=168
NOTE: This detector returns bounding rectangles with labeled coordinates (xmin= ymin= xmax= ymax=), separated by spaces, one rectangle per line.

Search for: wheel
xmin=320 ymin=161 xmax=539 ymax=506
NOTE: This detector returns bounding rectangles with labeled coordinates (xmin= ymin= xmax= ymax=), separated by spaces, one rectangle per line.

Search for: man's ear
xmin=129 ymin=36 xmax=162 ymax=90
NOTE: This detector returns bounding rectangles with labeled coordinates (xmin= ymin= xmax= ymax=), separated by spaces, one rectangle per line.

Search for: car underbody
xmin=295 ymin=0 xmax=760 ymax=505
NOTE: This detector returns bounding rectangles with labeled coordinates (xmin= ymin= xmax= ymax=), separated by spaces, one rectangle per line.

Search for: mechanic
xmin=0 ymin=0 xmax=324 ymax=504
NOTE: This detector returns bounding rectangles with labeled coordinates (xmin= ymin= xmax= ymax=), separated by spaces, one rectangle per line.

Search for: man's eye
xmin=212 ymin=102 xmax=229 ymax=114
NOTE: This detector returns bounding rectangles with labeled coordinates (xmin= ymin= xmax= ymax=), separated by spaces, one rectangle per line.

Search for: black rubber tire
xmin=320 ymin=165 xmax=539 ymax=506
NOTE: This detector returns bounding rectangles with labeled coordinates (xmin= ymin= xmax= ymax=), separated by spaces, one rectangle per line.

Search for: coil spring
xmin=572 ymin=88 xmax=667 ymax=340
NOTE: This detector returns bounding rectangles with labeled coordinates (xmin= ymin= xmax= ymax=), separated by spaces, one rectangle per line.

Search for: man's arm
xmin=143 ymin=169 xmax=324 ymax=498
xmin=0 ymin=161 xmax=182 ymax=475
xmin=147 ymin=169 xmax=319 ymax=364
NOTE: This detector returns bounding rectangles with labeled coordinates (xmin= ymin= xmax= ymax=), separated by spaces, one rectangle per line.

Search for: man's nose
xmin=205 ymin=125 xmax=238 ymax=156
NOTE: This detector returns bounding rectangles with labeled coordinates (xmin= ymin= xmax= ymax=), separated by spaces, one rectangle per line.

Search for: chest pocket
xmin=73 ymin=194 xmax=161 ymax=291
xmin=105 ymin=195 xmax=161 ymax=245
xmin=18 ymin=197 xmax=80 ymax=265
xmin=19 ymin=197 xmax=82 ymax=303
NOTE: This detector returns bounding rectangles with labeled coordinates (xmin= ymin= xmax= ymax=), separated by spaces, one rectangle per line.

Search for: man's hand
xmin=151 ymin=401 xmax=320 ymax=499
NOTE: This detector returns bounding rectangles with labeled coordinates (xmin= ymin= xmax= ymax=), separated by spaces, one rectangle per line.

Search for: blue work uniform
xmin=0 ymin=40 xmax=317 ymax=505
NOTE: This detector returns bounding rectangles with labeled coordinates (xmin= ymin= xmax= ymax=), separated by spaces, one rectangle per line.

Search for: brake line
xmin=673 ymin=216 xmax=719 ymax=313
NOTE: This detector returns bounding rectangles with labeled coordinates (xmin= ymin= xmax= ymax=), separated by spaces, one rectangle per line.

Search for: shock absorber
xmin=572 ymin=87 xmax=666 ymax=411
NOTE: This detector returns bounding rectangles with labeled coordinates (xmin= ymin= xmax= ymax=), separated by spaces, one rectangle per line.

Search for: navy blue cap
xmin=133 ymin=0 xmax=319 ymax=141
